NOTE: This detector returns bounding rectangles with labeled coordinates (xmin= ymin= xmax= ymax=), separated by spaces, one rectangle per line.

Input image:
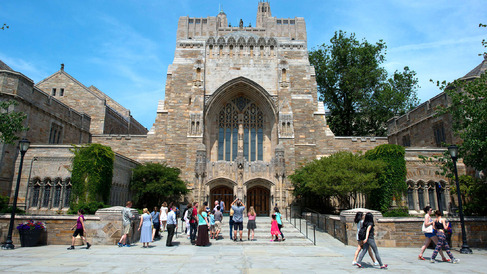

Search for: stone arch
xmin=204 ymin=77 xmax=278 ymax=163
xmin=244 ymin=178 xmax=274 ymax=215
xmin=207 ymin=178 xmax=236 ymax=212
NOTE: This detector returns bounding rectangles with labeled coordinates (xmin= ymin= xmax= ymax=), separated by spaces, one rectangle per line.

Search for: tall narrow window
xmin=64 ymin=185 xmax=71 ymax=207
xmin=418 ymin=187 xmax=424 ymax=210
xmin=31 ymin=185 xmax=40 ymax=207
xmin=433 ymin=122 xmax=446 ymax=147
xmin=257 ymin=128 xmax=263 ymax=160
xmin=232 ymin=127 xmax=238 ymax=160
xmin=428 ymin=187 xmax=436 ymax=209
xmin=282 ymin=68 xmax=287 ymax=81
xmin=407 ymin=188 xmax=414 ymax=210
xmin=218 ymin=128 xmax=224 ymax=160
xmin=251 ymin=128 xmax=256 ymax=161
xmin=43 ymin=184 xmax=51 ymax=208
xmin=53 ymin=185 xmax=62 ymax=207
xmin=51 ymin=88 xmax=56 ymax=96
xmin=60 ymin=88 xmax=64 ymax=96
xmin=196 ymin=68 xmax=201 ymax=81
xmin=225 ymin=128 xmax=231 ymax=161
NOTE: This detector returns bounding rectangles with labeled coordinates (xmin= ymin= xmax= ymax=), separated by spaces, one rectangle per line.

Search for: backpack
xmin=358 ymin=225 xmax=367 ymax=241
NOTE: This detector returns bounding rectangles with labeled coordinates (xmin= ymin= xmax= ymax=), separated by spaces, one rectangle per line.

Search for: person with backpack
xmin=355 ymin=213 xmax=388 ymax=269
xmin=352 ymin=212 xmax=377 ymax=266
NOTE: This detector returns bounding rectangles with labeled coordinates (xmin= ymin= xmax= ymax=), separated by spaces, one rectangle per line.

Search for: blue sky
xmin=1 ymin=0 xmax=485 ymax=129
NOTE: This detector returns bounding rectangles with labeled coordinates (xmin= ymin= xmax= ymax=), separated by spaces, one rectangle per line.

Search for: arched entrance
xmin=210 ymin=185 xmax=233 ymax=212
xmin=247 ymin=186 xmax=270 ymax=216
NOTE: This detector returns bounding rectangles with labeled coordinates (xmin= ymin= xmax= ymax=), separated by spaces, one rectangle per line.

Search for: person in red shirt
xmin=189 ymin=202 xmax=198 ymax=244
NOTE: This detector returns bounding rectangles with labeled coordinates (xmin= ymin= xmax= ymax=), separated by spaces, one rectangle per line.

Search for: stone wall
xmin=0 ymin=206 xmax=140 ymax=246
xmin=1 ymin=69 xmax=91 ymax=196
xmin=304 ymin=210 xmax=487 ymax=248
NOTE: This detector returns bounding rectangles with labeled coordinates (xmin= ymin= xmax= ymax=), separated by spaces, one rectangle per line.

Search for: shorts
xmin=210 ymin=225 xmax=215 ymax=232
xmin=73 ymin=228 xmax=84 ymax=237
xmin=215 ymin=220 xmax=222 ymax=231
xmin=233 ymin=222 xmax=243 ymax=231
xmin=123 ymin=224 xmax=131 ymax=235
xmin=424 ymin=232 xmax=436 ymax=238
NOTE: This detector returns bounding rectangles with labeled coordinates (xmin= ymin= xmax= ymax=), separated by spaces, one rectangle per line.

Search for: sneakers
xmin=380 ymin=264 xmax=388 ymax=269
xmin=239 ymin=239 xmax=243 ymax=242
xmin=352 ymin=261 xmax=357 ymax=266
xmin=356 ymin=263 xmax=362 ymax=268
xmin=123 ymin=244 xmax=131 ymax=247
xmin=374 ymin=262 xmax=379 ymax=266
xmin=430 ymin=259 xmax=435 ymax=263
xmin=67 ymin=246 xmax=74 ymax=250
xmin=117 ymin=242 xmax=122 ymax=247
xmin=442 ymin=258 xmax=451 ymax=262
xmin=86 ymin=242 xmax=91 ymax=249
xmin=418 ymin=255 xmax=426 ymax=260
xmin=452 ymin=258 xmax=460 ymax=264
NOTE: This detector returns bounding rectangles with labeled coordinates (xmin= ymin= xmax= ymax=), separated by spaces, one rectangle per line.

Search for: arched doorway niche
xmin=208 ymin=178 xmax=235 ymax=213
xmin=245 ymin=178 xmax=273 ymax=216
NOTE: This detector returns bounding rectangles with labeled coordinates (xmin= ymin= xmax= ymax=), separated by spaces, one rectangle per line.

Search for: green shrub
xmin=68 ymin=201 xmax=107 ymax=215
xmin=0 ymin=194 xmax=25 ymax=214
xmin=382 ymin=207 xmax=410 ymax=217
xmin=365 ymin=144 xmax=407 ymax=213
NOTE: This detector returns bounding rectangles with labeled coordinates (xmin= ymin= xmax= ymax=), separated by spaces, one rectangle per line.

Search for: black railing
xmin=286 ymin=206 xmax=316 ymax=245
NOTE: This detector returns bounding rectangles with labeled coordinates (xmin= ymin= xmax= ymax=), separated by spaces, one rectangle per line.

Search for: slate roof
xmin=461 ymin=54 xmax=487 ymax=79
xmin=0 ymin=60 xmax=14 ymax=71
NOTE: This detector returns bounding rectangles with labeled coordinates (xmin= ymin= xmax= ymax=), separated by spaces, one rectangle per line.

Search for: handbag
xmin=422 ymin=222 xmax=433 ymax=233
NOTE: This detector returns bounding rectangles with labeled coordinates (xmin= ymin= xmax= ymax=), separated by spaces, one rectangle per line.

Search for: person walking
xmin=196 ymin=204 xmax=210 ymax=246
xmin=166 ymin=204 xmax=177 ymax=246
xmin=190 ymin=202 xmax=198 ymax=244
xmin=419 ymin=206 xmax=448 ymax=261
xmin=220 ymin=199 xmax=225 ymax=214
xmin=352 ymin=212 xmax=377 ymax=265
xmin=274 ymin=207 xmax=285 ymax=241
xmin=138 ymin=208 xmax=152 ymax=248
xmin=231 ymin=198 xmax=246 ymax=241
xmin=270 ymin=213 xmax=281 ymax=241
xmin=160 ymin=202 xmax=168 ymax=232
xmin=430 ymin=210 xmax=460 ymax=264
xmin=67 ymin=209 xmax=91 ymax=250
xmin=247 ymin=206 xmax=257 ymax=241
xmin=151 ymin=206 xmax=161 ymax=241
xmin=214 ymin=205 xmax=223 ymax=240
xmin=356 ymin=213 xmax=388 ymax=269
xmin=118 ymin=201 xmax=135 ymax=247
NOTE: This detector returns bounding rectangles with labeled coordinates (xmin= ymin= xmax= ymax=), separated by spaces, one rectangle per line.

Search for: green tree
xmin=435 ymin=24 xmax=487 ymax=173
xmin=0 ymin=100 xmax=28 ymax=144
xmin=71 ymin=144 xmax=114 ymax=206
xmin=290 ymin=151 xmax=385 ymax=211
xmin=365 ymin=144 xmax=407 ymax=213
xmin=309 ymin=30 xmax=419 ymax=136
xmin=130 ymin=162 xmax=189 ymax=209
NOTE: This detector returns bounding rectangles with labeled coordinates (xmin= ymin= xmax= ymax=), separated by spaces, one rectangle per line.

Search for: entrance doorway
xmin=247 ymin=186 xmax=270 ymax=216
xmin=210 ymin=186 xmax=233 ymax=213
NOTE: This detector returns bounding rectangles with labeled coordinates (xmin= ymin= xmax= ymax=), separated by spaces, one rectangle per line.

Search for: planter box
xmin=19 ymin=229 xmax=42 ymax=247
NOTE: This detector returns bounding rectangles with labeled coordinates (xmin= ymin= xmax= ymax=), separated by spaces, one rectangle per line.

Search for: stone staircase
xmin=165 ymin=216 xmax=314 ymax=246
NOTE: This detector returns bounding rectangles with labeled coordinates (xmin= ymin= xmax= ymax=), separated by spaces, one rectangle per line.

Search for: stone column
xmin=195 ymin=144 xmax=207 ymax=204
xmin=274 ymin=144 xmax=285 ymax=208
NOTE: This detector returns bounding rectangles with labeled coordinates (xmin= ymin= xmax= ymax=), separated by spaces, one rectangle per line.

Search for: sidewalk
xmin=1 ymin=222 xmax=486 ymax=273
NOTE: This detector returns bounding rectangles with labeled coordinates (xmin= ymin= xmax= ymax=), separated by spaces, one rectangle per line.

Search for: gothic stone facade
xmin=92 ymin=2 xmax=387 ymax=215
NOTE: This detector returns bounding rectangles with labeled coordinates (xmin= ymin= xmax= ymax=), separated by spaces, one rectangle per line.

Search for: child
xmin=270 ymin=213 xmax=281 ymax=241
xmin=67 ymin=209 xmax=91 ymax=250
xmin=247 ymin=206 xmax=257 ymax=241
xmin=209 ymin=210 xmax=216 ymax=239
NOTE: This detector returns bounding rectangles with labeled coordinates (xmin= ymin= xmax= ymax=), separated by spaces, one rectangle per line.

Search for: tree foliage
xmin=365 ymin=144 xmax=407 ymax=213
xmin=290 ymin=151 xmax=385 ymax=210
xmin=450 ymin=175 xmax=487 ymax=216
xmin=70 ymin=144 xmax=114 ymax=207
xmin=130 ymin=162 xmax=189 ymax=209
xmin=0 ymin=100 xmax=28 ymax=144
xmin=435 ymin=24 xmax=487 ymax=173
xmin=309 ymin=30 xmax=420 ymax=136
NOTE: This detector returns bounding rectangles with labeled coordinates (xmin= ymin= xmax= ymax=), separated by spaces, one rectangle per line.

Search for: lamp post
xmin=2 ymin=138 xmax=30 ymax=250
xmin=448 ymin=145 xmax=473 ymax=254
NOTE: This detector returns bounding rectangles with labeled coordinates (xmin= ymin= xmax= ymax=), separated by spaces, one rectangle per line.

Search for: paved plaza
xmin=1 ymin=218 xmax=486 ymax=273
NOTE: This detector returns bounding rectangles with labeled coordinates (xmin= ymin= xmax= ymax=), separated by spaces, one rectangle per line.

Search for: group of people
xmin=418 ymin=206 xmax=460 ymax=264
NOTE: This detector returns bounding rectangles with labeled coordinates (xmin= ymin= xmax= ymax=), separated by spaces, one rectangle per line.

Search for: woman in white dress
xmin=138 ymin=208 xmax=152 ymax=248
xmin=160 ymin=202 xmax=168 ymax=232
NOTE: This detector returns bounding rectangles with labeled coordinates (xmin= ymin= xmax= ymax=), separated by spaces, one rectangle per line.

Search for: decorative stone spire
xmin=195 ymin=143 xmax=207 ymax=178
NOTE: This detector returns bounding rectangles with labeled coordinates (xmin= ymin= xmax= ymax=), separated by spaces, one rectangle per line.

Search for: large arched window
xmin=217 ymin=96 xmax=264 ymax=161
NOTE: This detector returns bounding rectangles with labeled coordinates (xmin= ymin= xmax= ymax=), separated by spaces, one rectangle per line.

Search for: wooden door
xmin=247 ymin=186 xmax=270 ymax=216
xmin=210 ymin=186 xmax=233 ymax=212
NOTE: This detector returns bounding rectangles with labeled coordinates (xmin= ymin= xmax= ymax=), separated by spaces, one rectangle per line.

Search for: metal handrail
xmin=286 ymin=206 xmax=316 ymax=245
